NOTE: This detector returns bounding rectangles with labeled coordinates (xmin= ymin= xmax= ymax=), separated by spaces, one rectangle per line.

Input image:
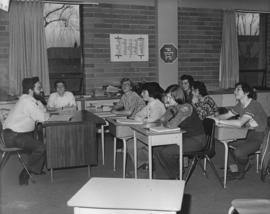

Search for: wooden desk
xmin=67 ymin=177 xmax=185 ymax=214
xmin=215 ymin=125 xmax=248 ymax=188
xmin=131 ymin=126 xmax=183 ymax=180
xmin=41 ymin=110 xmax=105 ymax=181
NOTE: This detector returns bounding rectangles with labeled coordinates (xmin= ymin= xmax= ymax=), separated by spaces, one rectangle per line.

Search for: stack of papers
xmin=116 ymin=119 xmax=143 ymax=125
xmin=149 ymin=126 xmax=180 ymax=133
xmin=48 ymin=114 xmax=72 ymax=122
xmin=95 ymin=112 xmax=116 ymax=118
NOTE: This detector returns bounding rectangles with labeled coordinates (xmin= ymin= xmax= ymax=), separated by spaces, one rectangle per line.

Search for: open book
xmin=149 ymin=126 xmax=180 ymax=133
xmin=116 ymin=118 xmax=143 ymax=125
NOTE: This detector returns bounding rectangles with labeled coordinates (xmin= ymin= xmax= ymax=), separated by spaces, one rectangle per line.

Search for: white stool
xmin=113 ymin=136 xmax=132 ymax=178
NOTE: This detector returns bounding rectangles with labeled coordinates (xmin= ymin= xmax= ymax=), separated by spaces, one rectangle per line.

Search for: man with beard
xmin=3 ymin=77 xmax=50 ymax=185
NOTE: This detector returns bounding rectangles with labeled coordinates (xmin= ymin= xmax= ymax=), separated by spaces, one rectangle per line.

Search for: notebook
xmin=116 ymin=118 xmax=143 ymax=125
xmin=149 ymin=126 xmax=180 ymax=133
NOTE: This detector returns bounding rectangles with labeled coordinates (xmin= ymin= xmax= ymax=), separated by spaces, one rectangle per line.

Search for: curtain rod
xmin=14 ymin=0 xmax=99 ymax=4
xmin=41 ymin=0 xmax=99 ymax=4
xmin=235 ymin=9 xmax=270 ymax=14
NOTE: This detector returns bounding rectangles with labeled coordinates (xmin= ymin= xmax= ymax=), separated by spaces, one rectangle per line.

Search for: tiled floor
xmin=1 ymin=134 xmax=270 ymax=214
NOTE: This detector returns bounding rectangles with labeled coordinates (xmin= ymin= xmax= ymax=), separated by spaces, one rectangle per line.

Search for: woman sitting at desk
xmin=111 ymin=78 xmax=145 ymax=118
xmin=134 ymin=82 xmax=166 ymax=123
xmin=127 ymin=82 xmax=166 ymax=172
xmin=191 ymin=81 xmax=218 ymax=120
xmin=47 ymin=80 xmax=76 ymax=111
xmin=154 ymin=84 xmax=205 ymax=179
xmin=211 ymin=82 xmax=267 ymax=180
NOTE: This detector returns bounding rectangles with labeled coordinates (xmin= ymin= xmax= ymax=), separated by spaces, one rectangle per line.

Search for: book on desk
xmin=149 ymin=126 xmax=180 ymax=133
xmin=116 ymin=118 xmax=143 ymax=125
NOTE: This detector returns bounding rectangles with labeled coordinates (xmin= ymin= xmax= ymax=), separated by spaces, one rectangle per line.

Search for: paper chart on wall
xmin=110 ymin=34 xmax=149 ymax=62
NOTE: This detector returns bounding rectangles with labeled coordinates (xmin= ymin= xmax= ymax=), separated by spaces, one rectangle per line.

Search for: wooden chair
xmin=0 ymin=122 xmax=34 ymax=183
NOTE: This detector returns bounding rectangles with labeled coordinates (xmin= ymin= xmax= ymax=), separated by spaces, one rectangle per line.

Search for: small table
xmin=67 ymin=177 xmax=185 ymax=214
xmin=94 ymin=111 xmax=119 ymax=165
xmin=131 ymin=126 xmax=183 ymax=179
xmin=106 ymin=118 xmax=134 ymax=178
xmin=215 ymin=125 xmax=249 ymax=188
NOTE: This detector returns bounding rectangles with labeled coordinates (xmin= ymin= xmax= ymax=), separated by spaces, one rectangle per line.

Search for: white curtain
xmin=219 ymin=10 xmax=239 ymax=89
xmin=8 ymin=0 xmax=50 ymax=95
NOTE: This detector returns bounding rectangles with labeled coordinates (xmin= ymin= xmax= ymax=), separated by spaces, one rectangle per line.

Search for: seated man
xmin=191 ymin=81 xmax=218 ymax=120
xmin=111 ymin=78 xmax=145 ymax=118
xmin=47 ymin=80 xmax=76 ymax=111
xmin=180 ymin=74 xmax=194 ymax=104
xmin=211 ymin=82 xmax=267 ymax=180
xmin=3 ymin=77 xmax=50 ymax=185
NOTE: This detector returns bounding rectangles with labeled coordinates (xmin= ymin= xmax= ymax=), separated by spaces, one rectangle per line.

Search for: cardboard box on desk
xmin=215 ymin=125 xmax=249 ymax=141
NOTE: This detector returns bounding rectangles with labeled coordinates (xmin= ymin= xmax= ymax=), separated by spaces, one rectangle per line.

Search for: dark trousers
xmin=3 ymin=129 xmax=45 ymax=173
xmin=154 ymin=134 xmax=205 ymax=179
xmin=231 ymin=130 xmax=264 ymax=171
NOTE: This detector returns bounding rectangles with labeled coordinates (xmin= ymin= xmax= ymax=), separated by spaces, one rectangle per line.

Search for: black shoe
xmin=19 ymin=169 xmax=30 ymax=185
xmin=30 ymin=170 xmax=46 ymax=175
xmin=226 ymin=171 xmax=247 ymax=181
xmin=138 ymin=163 xmax=149 ymax=171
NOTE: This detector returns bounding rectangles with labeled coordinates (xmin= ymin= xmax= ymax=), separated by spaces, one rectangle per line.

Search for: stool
xmin=113 ymin=136 xmax=132 ymax=178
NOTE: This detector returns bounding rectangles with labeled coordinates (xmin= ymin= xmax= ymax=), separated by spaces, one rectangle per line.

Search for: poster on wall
xmin=110 ymin=34 xmax=148 ymax=62
xmin=0 ymin=0 xmax=10 ymax=12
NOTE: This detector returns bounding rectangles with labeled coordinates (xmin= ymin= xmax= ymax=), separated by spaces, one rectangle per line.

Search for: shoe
xmin=19 ymin=169 xmax=30 ymax=185
xmin=137 ymin=163 xmax=149 ymax=171
xmin=30 ymin=170 xmax=46 ymax=175
xmin=226 ymin=171 xmax=244 ymax=181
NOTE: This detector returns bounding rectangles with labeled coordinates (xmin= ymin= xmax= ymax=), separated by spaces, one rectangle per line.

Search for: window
xmin=236 ymin=12 xmax=266 ymax=88
xmin=44 ymin=3 xmax=83 ymax=94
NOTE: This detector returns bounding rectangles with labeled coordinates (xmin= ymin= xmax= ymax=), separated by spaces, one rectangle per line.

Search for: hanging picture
xmin=110 ymin=34 xmax=148 ymax=62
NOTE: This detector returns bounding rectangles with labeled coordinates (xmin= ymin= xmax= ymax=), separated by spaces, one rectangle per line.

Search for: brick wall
xmin=178 ymin=8 xmax=223 ymax=90
xmin=0 ymin=11 xmax=9 ymax=98
xmin=81 ymin=3 xmax=157 ymax=93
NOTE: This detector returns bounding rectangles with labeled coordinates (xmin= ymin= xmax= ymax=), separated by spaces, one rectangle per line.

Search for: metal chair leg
xmin=198 ymin=160 xmax=208 ymax=177
xmin=88 ymin=165 xmax=91 ymax=177
xmin=113 ymin=137 xmax=117 ymax=171
xmin=50 ymin=168 xmax=54 ymax=183
xmin=0 ymin=152 xmax=9 ymax=170
xmin=17 ymin=152 xmax=35 ymax=183
xmin=185 ymin=157 xmax=199 ymax=183
xmin=122 ymin=139 xmax=127 ymax=178
xmin=205 ymin=155 xmax=223 ymax=188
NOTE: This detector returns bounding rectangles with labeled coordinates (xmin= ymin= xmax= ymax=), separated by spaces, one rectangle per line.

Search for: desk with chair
xmin=94 ymin=112 xmax=126 ymax=166
xmin=67 ymin=177 xmax=185 ymax=214
xmin=131 ymin=125 xmax=183 ymax=180
xmin=41 ymin=110 xmax=105 ymax=182
xmin=215 ymin=125 xmax=249 ymax=188
xmin=106 ymin=117 xmax=134 ymax=178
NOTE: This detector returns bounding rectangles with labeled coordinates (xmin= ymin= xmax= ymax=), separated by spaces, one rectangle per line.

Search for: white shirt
xmin=134 ymin=99 xmax=166 ymax=123
xmin=47 ymin=91 xmax=76 ymax=109
xmin=3 ymin=94 xmax=50 ymax=133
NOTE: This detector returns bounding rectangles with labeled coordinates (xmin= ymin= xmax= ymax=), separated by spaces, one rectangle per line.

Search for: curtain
xmin=219 ymin=10 xmax=239 ymax=89
xmin=8 ymin=0 xmax=50 ymax=95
